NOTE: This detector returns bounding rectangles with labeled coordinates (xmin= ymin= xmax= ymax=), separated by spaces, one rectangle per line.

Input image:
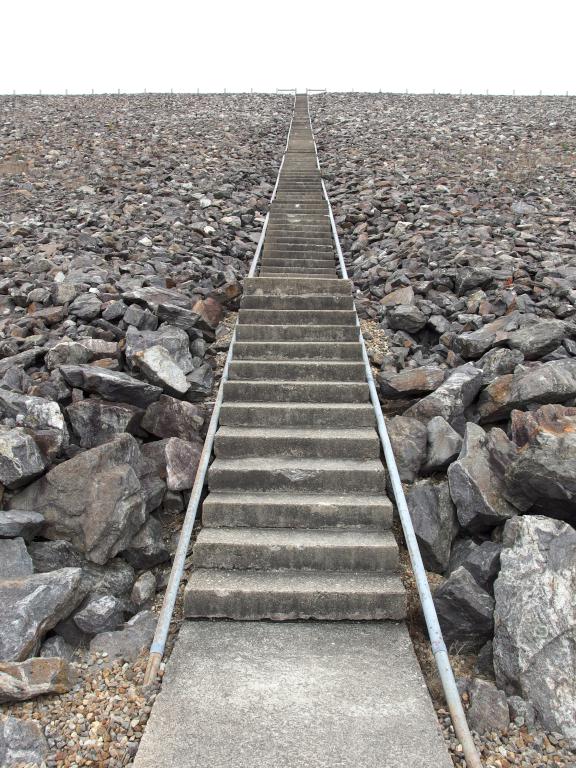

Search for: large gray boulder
xmin=90 ymin=610 xmax=157 ymax=664
xmin=386 ymin=415 xmax=427 ymax=482
xmin=0 ymin=389 xmax=68 ymax=460
xmin=447 ymin=539 xmax=502 ymax=592
xmin=433 ymin=566 xmax=494 ymax=650
xmin=406 ymin=480 xmax=458 ymax=572
xmin=448 ymin=423 xmax=519 ymax=532
xmin=141 ymin=395 xmax=204 ymax=441
xmin=60 ymin=364 xmax=162 ymax=408
xmin=0 ymin=538 xmax=33 ymax=579
xmin=405 ymin=363 xmax=483 ymax=434
xmin=125 ymin=324 xmax=194 ymax=373
xmin=66 ymin=399 xmax=143 ymax=448
xmin=73 ymin=594 xmax=126 ymax=635
xmin=505 ymin=320 xmax=569 ymax=360
xmin=132 ymin=345 xmax=190 ymax=397
xmin=423 ymin=415 xmax=462 ymax=474
xmin=0 ymin=716 xmax=48 ymax=766
xmin=493 ymin=516 xmax=576 ymax=745
xmin=9 ymin=434 xmax=148 ymax=565
xmin=0 ymin=568 xmax=85 ymax=661
xmin=380 ymin=366 xmax=445 ymax=400
xmin=0 ymin=428 xmax=48 ymax=489
xmin=0 ymin=510 xmax=44 ymax=541
xmin=467 ymin=679 xmax=510 ymax=734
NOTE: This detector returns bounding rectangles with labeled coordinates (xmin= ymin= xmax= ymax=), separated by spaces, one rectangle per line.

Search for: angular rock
xmin=40 ymin=635 xmax=74 ymax=661
xmin=0 ymin=510 xmax=44 ymax=541
xmin=387 ymin=304 xmax=427 ymax=333
xmin=405 ymin=364 xmax=483 ymax=434
xmin=185 ymin=362 xmax=214 ymax=401
xmin=0 ymin=427 xmax=48 ymax=489
xmin=506 ymin=320 xmax=569 ymax=360
xmin=0 ymin=389 xmax=68 ymax=459
xmin=493 ymin=515 xmax=576 ymax=744
xmin=60 ymin=364 xmax=162 ymax=408
xmin=157 ymin=302 xmax=214 ymax=337
xmin=45 ymin=340 xmax=92 ymax=369
xmin=141 ymin=395 xmax=204 ymax=441
xmin=453 ymin=313 xmax=521 ymax=360
xmin=121 ymin=515 xmax=170 ymax=569
xmin=476 ymin=347 xmax=524 ymax=385
xmin=89 ymin=610 xmax=157 ymax=663
xmin=0 ymin=716 xmax=49 ymax=766
xmin=123 ymin=286 xmax=193 ymax=312
xmin=131 ymin=571 xmax=156 ymax=607
xmin=74 ymin=594 xmax=126 ymax=635
xmin=448 ymin=423 xmax=519 ymax=532
xmin=69 ymin=292 xmax=102 ymax=321
xmin=10 ymin=434 xmax=147 ymax=565
xmin=507 ymin=695 xmax=536 ymax=728
xmin=433 ymin=565 xmax=495 ymax=650
xmin=133 ymin=345 xmax=189 ymax=397
xmin=423 ymin=415 xmax=462 ymax=474
xmin=125 ymin=324 xmax=193 ymax=373
xmin=66 ymin=399 xmax=143 ymax=448
xmin=386 ymin=415 xmax=427 ymax=482
xmin=0 ymin=568 xmax=85 ymax=661
xmin=406 ymin=480 xmax=458 ymax=572
xmin=380 ymin=366 xmax=445 ymax=400
xmin=467 ymin=679 xmax=510 ymax=734
xmin=448 ymin=539 xmax=502 ymax=592
xmin=0 ymin=538 xmax=33 ymax=579
xmin=380 ymin=286 xmax=414 ymax=306
xmin=0 ymin=657 xmax=77 ymax=703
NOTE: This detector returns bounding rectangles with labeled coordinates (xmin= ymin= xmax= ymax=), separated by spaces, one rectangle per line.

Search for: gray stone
xmin=380 ymin=366 xmax=445 ymax=400
xmin=453 ymin=313 xmax=521 ymax=360
xmin=0 ymin=510 xmax=44 ymax=541
xmin=0 ymin=716 xmax=48 ymax=766
xmin=133 ymin=345 xmax=190 ymax=397
xmin=405 ymin=480 xmax=458 ymax=573
xmin=185 ymin=363 xmax=214 ymax=401
xmin=493 ymin=515 xmax=576 ymax=745
xmin=386 ymin=416 xmax=427 ymax=482
xmin=60 ymin=364 xmax=162 ymax=408
xmin=455 ymin=266 xmax=493 ymax=296
xmin=141 ymin=395 xmax=204 ymax=441
xmin=448 ymin=423 xmax=519 ymax=532
xmin=387 ymin=304 xmax=427 ymax=333
xmin=467 ymin=678 xmax=510 ymax=734
xmin=0 ymin=538 xmax=33 ymax=579
xmin=40 ymin=635 xmax=74 ymax=660
xmin=66 ymin=399 xmax=143 ymax=448
xmin=0 ymin=568 xmax=85 ymax=661
xmin=423 ymin=416 xmax=462 ymax=474
xmin=74 ymin=594 xmax=126 ymax=634
xmin=123 ymin=303 xmax=158 ymax=330
xmin=0 ymin=389 xmax=68 ymax=459
xmin=131 ymin=571 xmax=157 ymax=607
xmin=448 ymin=539 xmax=502 ymax=592
xmin=476 ymin=347 xmax=524 ymax=385
xmin=10 ymin=434 xmax=147 ymax=565
xmin=0 ymin=427 xmax=48 ymax=489
xmin=507 ymin=695 xmax=536 ymax=728
xmin=69 ymin=292 xmax=102 ymax=321
xmin=433 ymin=566 xmax=494 ymax=650
xmin=89 ymin=610 xmax=157 ymax=663
xmin=125 ymin=324 xmax=193 ymax=373
xmin=45 ymin=340 xmax=92 ymax=370
xmin=380 ymin=286 xmax=415 ymax=306
xmin=475 ymin=640 xmax=494 ymax=678
xmin=122 ymin=516 xmax=170 ymax=569
xmin=506 ymin=320 xmax=569 ymax=360
xmin=405 ymin=364 xmax=483 ymax=434
xmin=0 ymin=656 xmax=77 ymax=703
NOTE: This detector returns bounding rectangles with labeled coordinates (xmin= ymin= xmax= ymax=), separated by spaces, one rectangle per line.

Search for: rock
xmin=380 ymin=366 xmax=445 ymax=399
xmin=448 ymin=539 xmax=502 ymax=592
xmin=423 ymin=416 xmax=462 ymax=473
xmin=125 ymin=324 xmax=193 ymax=373
xmin=0 ymin=568 xmax=85 ymax=661
xmin=89 ymin=610 xmax=157 ymax=663
xmin=185 ymin=362 xmax=214 ymax=400
xmin=69 ymin=292 xmax=102 ymax=321
xmin=477 ymin=359 xmax=576 ymax=423
xmin=493 ymin=515 xmax=576 ymax=744
xmin=406 ymin=480 xmax=458 ymax=572
xmin=476 ymin=347 xmax=524 ymax=385
xmin=141 ymin=395 xmax=204 ymax=441
xmin=123 ymin=286 xmax=192 ymax=312
xmin=0 ymin=427 xmax=48 ymax=489
xmin=433 ymin=566 xmax=494 ymax=650
xmin=45 ymin=341 xmax=92 ymax=370
xmin=448 ymin=423 xmax=519 ymax=532
xmin=475 ymin=640 xmax=495 ymax=678
xmin=191 ymin=297 xmax=223 ymax=329
xmin=66 ymin=399 xmax=143 ymax=448
xmin=386 ymin=415 xmax=427 ymax=482
xmin=157 ymin=303 xmax=214 ymax=337
xmin=123 ymin=303 xmax=158 ymax=330
xmin=60 ymin=364 xmax=162 ymax=408
xmin=507 ymin=695 xmax=536 ymax=728
xmin=467 ymin=678 xmax=510 ymax=734
xmin=133 ymin=345 xmax=189 ymax=397
xmin=380 ymin=286 xmax=414 ymax=306
xmin=0 ymin=657 xmax=77 ymax=703
xmin=0 ymin=538 xmax=33 ymax=579
xmin=453 ymin=313 xmax=521 ymax=360
xmin=74 ymin=594 xmax=126 ymax=634
xmin=121 ymin=516 xmax=170 ymax=569
xmin=504 ymin=404 xmax=576 ymax=523
xmin=405 ymin=364 xmax=483 ymax=434
xmin=0 ymin=716 xmax=49 ymax=766
xmin=455 ymin=266 xmax=493 ymax=296
xmin=131 ymin=571 xmax=156 ymax=607
xmin=40 ymin=635 xmax=74 ymax=661
xmin=0 ymin=510 xmax=44 ymax=541
xmin=0 ymin=389 xmax=68 ymax=459
xmin=387 ymin=304 xmax=427 ymax=333
xmin=10 ymin=434 xmax=147 ymax=565
xmin=505 ymin=320 xmax=569 ymax=360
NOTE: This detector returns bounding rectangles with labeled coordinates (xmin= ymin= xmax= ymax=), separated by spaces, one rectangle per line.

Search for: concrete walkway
xmin=134 ymin=621 xmax=452 ymax=768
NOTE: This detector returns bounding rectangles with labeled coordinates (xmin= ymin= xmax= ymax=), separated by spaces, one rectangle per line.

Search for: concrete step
xmin=240 ymin=295 xmax=353 ymax=310
xmin=192 ymin=528 xmax=398 ymax=572
xmin=259 ymin=267 xmax=337 ymax=276
xmin=262 ymin=249 xmax=335 ymax=259
xmin=238 ymin=309 xmax=356 ymax=325
xmin=235 ymin=324 xmax=359 ymax=342
xmin=260 ymin=258 xmax=336 ymax=269
xmin=184 ymin=570 xmax=406 ymax=620
xmin=223 ymin=380 xmax=370 ymax=403
xmin=232 ymin=341 xmax=363 ymax=361
xmin=244 ymin=277 xmax=351 ymax=296
xmin=208 ymin=457 xmax=386 ymax=494
xmin=202 ymin=491 xmax=391 ymax=529
xmin=214 ymin=426 xmax=380 ymax=459
xmin=228 ymin=360 xmax=366 ymax=381
xmin=219 ymin=401 xmax=374 ymax=427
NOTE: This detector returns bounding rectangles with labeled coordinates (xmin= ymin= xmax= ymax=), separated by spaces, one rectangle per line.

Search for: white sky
xmin=2 ymin=0 xmax=575 ymax=95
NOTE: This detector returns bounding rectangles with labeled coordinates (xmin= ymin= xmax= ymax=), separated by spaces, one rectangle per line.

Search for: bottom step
xmin=184 ymin=569 xmax=406 ymax=620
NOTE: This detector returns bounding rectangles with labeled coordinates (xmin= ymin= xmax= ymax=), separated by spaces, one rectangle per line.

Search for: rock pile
xmin=0 ymin=91 xmax=289 ymax=763
xmin=312 ymin=93 xmax=576 ymax=750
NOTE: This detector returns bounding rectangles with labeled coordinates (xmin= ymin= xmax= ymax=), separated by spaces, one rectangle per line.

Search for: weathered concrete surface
xmin=134 ymin=621 xmax=451 ymax=768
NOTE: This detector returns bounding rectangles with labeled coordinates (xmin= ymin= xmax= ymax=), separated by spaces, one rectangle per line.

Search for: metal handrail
xmin=309 ymin=100 xmax=482 ymax=768
xmin=143 ymin=92 xmax=297 ymax=685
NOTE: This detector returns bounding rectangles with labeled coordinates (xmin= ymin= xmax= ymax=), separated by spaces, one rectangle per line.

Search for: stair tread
xmin=196 ymin=527 xmax=396 ymax=548
xmin=203 ymin=490 xmax=389 ymax=507
xmin=216 ymin=426 xmax=378 ymax=439
xmin=210 ymin=457 xmax=384 ymax=471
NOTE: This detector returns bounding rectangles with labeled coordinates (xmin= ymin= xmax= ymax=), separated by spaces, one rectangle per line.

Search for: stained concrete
xmin=134 ymin=621 xmax=452 ymax=768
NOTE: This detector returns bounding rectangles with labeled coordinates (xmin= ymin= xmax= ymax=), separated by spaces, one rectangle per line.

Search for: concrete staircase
xmin=184 ymin=95 xmax=406 ymax=622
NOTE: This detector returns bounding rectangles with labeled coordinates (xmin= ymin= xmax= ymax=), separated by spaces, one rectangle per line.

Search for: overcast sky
xmin=2 ymin=0 xmax=574 ymax=95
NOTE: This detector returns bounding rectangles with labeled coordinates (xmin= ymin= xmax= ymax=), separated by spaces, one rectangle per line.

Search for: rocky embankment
xmin=313 ymin=93 xmax=576 ymax=762
xmin=0 ymin=92 xmax=290 ymax=766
